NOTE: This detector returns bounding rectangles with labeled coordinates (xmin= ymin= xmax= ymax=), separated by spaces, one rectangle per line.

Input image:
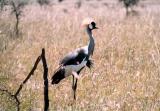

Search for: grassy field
xmin=0 ymin=0 xmax=160 ymax=110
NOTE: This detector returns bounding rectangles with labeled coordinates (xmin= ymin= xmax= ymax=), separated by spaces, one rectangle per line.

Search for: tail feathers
xmin=86 ymin=59 xmax=93 ymax=69
xmin=51 ymin=67 xmax=65 ymax=84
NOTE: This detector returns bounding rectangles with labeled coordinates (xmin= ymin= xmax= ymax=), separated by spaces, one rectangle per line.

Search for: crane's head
xmin=82 ymin=18 xmax=98 ymax=30
xmin=89 ymin=21 xmax=98 ymax=30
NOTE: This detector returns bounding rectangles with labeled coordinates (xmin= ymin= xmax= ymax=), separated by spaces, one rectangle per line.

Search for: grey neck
xmin=86 ymin=27 xmax=95 ymax=57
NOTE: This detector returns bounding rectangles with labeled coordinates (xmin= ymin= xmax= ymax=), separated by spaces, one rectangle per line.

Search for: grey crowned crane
xmin=51 ymin=18 xmax=98 ymax=100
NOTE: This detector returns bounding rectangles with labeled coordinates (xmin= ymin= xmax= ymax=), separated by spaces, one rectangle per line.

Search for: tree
xmin=11 ymin=1 xmax=24 ymax=37
xmin=0 ymin=0 xmax=8 ymax=11
xmin=37 ymin=0 xmax=49 ymax=6
xmin=58 ymin=0 xmax=63 ymax=2
xmin=75 ymin=0 xmax=81 ymax=9
xmin=0 ymin=0 xmax=4 ymax=10
xmin=119 ymin=0 xmax=139 ymax=15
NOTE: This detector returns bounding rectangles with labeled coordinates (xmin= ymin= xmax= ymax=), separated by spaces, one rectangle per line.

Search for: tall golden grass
xmin=0 ymin=1 xmax=160 ymax=110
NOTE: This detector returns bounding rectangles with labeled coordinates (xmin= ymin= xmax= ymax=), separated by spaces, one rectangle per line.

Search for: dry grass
xmin=0 ymin=1 xmax=160 ymax=110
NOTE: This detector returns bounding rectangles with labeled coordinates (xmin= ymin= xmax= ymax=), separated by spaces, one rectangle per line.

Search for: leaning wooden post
xmin=41 ymin=48 xmax=49 ymax=111
xmin=0 ymin=55 xmax=41 ymax=111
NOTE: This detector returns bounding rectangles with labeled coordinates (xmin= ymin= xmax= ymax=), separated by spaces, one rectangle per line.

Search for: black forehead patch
xmin=91 ymin=22 xmax=96 ymax=27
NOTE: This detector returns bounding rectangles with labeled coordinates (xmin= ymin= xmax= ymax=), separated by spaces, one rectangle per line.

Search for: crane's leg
xmin=73 ymin=78 xmax=78 ymax=100
xmin=72 ymin=75 xmax=75 ymax=90
xmin=72 ymin=68 xmax=84 ymax=100
xmin=72 ymin=71 xmax=80 ymax=79
xmin=72 ymin=72 xmax=78 ymax=100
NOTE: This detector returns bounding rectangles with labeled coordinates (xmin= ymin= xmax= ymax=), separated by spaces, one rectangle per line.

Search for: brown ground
xmin=0 ymin=0 xmax=160 ymax=110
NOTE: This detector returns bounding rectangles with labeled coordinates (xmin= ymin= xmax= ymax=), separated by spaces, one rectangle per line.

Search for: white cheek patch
xmin=89 ymin=24 xmax=93 ymax=29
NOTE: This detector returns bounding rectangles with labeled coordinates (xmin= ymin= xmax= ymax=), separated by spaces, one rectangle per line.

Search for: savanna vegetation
xmin=0 ymin=0 xmax=160 ymax=110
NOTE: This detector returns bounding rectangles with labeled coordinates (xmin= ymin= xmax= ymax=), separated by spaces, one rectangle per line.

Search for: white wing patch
xmin=64 ymin=58 xmax=87 ymax=77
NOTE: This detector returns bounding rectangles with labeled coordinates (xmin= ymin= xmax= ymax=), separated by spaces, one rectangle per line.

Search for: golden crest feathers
xmin=81 ymin=18 xmax=94 ymax=27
